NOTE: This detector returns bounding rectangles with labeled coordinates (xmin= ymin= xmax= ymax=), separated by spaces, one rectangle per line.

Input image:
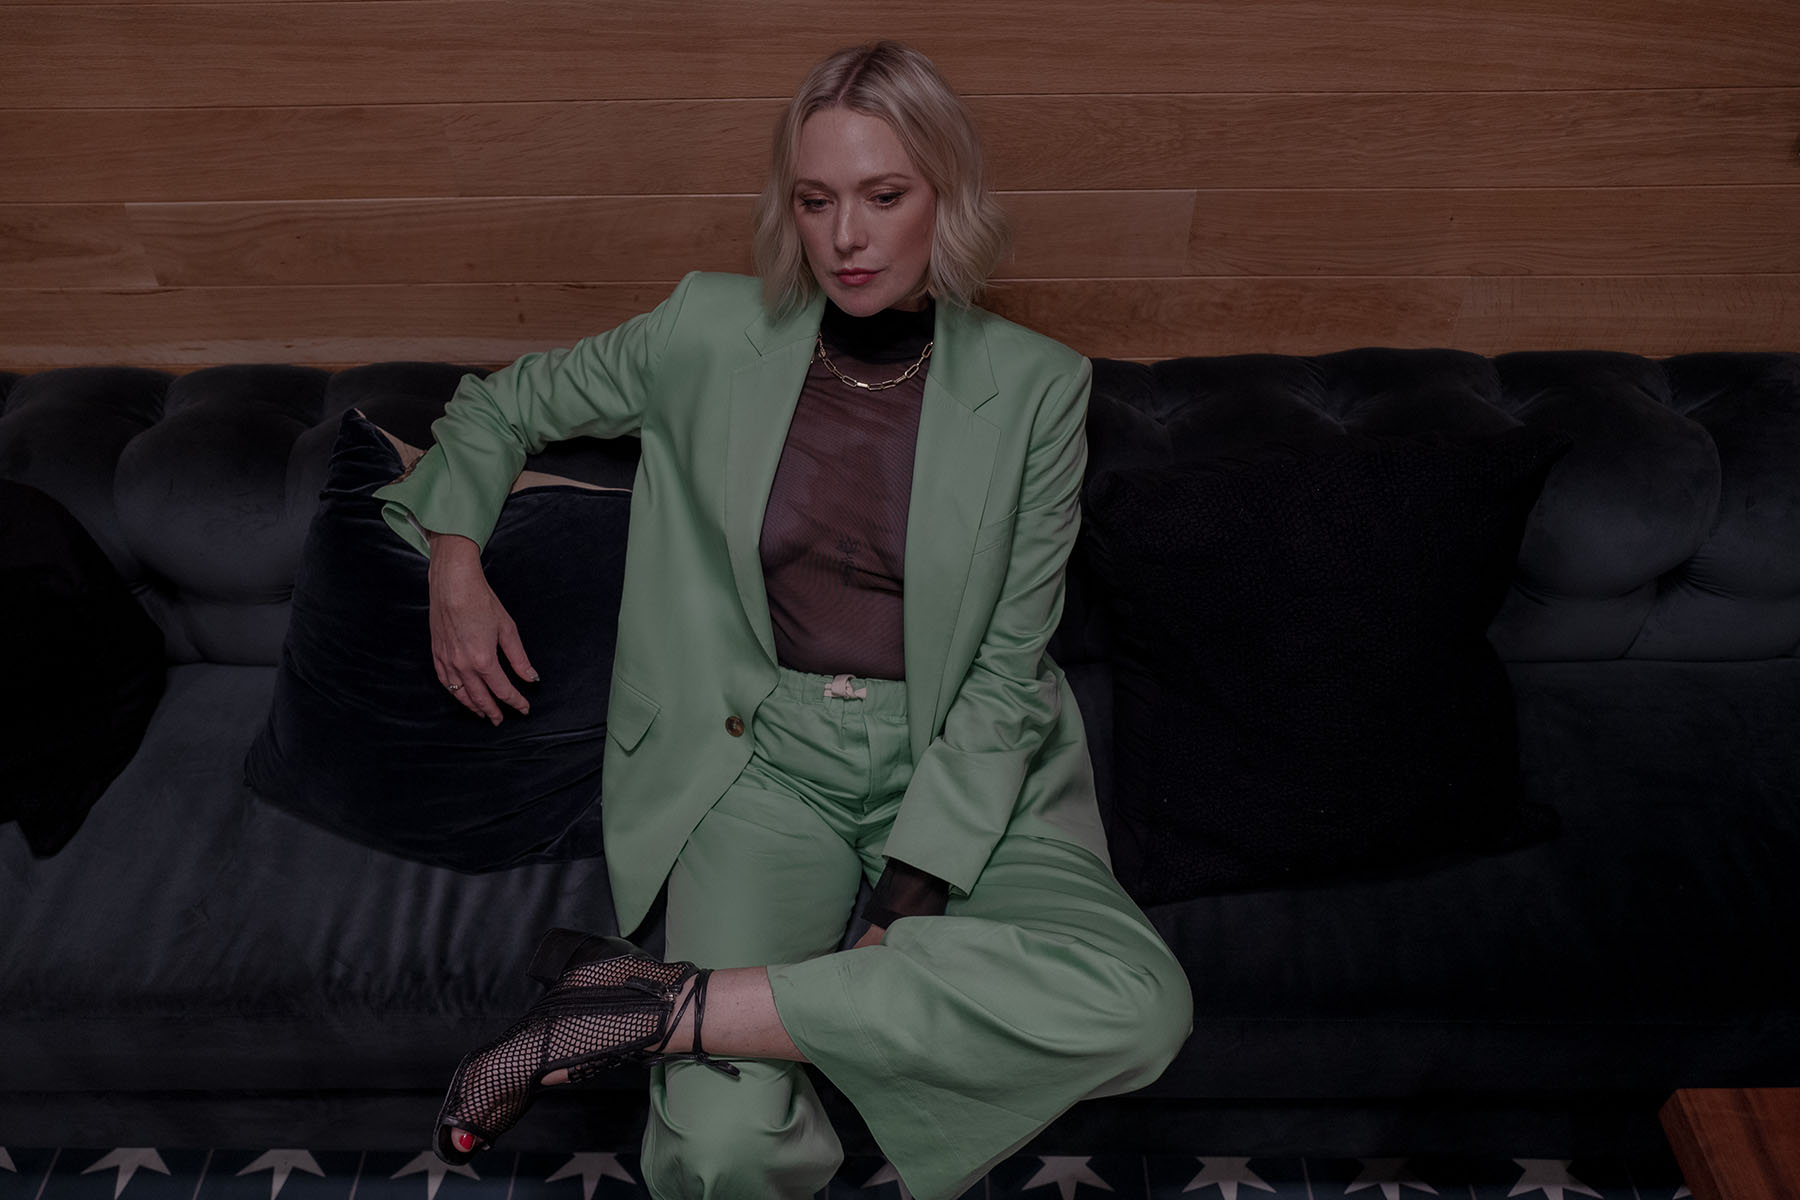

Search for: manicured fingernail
xmin=527 ymin=671 xmax=540 ymax=682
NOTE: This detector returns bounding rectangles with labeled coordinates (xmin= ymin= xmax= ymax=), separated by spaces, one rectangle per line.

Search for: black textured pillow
xmin=244 ymin=411 xmax=631 ymax=872
xmin=1084 ymin=428 xmax=1565 ymax=904
xmin=1 ymin=480 xmax=165 ymax=856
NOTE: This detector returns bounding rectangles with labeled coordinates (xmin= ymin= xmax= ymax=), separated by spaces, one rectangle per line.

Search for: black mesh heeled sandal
xmin=433 ymin=928 xmax=740 ymax=1164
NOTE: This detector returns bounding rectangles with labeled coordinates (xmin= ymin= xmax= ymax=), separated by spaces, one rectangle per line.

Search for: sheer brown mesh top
xmin=758 ymin=300 xmax=933 ymax=681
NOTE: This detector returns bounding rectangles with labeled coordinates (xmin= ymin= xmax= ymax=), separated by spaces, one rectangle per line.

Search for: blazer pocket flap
xmin=973 ymin=509 xmax=1017 ymax=555
xmin=607 ymin=675 xmax=660 ymax=752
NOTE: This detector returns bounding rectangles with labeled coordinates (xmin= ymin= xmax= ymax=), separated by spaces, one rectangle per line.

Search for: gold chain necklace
xmin=815 ymin=333 xmax=933 ymax=392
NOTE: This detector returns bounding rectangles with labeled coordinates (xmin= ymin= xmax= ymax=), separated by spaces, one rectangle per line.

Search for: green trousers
xmin=639 ymin=669 xmax=1192 ymax=1200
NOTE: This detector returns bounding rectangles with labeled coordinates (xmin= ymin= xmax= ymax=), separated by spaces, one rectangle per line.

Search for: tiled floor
xmin=0 ymin=1147 xmax=1693 ymax=1200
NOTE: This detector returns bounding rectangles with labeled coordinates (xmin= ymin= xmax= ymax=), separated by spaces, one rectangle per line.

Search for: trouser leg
xmin=642 ymin=668 xmax=1191 ymax=1200
xmin=769 ymin=829 xmax=1195 ymax=1200
xmin=640 ymin=780 xmax=866 ymax=1200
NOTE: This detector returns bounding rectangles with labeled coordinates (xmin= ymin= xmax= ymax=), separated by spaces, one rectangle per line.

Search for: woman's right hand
xmin=427 ymin=532 xmax=538 ymax=724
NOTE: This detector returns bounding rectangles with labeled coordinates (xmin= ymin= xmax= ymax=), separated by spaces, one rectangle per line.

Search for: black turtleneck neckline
xmin=819 ymin=298 xmax=935 ymax=364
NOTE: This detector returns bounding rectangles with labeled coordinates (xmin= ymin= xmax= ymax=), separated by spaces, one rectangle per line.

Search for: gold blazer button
xmin=725 ymin=715 xmax=745 ymax=737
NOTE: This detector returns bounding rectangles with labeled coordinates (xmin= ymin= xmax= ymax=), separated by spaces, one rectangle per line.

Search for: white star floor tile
xmin=0 ymin=1150 xmax=1690 ymax=1200
xmin=1148 ymin=1155 xmax=1311 ymax=1200
xmin=514 ymin=1152 xmax=647 ymax=1200
xmin=199 ymin=1150 xmax=362 ymax=1200
xmin=38 ymin=1150 xmax=210 ymax=1200
xmin=989 ymin=1153 xmax=1148 ymax=1199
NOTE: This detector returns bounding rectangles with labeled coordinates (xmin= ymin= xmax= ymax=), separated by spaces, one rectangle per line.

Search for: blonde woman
xmin=380 ymin=40 xmax=1192 ymax=1200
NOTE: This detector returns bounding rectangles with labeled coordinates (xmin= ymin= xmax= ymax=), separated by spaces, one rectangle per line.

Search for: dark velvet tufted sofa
xmin=2 ymin=348 xmax=1797 ymax=1162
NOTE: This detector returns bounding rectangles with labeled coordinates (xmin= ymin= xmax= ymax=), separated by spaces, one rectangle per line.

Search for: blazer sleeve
xmin=375 ymin=271 xmax=700 ymax=555
xmin=879 ymin=355 xmax=1092 ymax=896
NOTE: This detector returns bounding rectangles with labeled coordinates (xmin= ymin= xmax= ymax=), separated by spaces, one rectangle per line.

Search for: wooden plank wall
xmin=1 ymin=0 xmax=1796 ymax=371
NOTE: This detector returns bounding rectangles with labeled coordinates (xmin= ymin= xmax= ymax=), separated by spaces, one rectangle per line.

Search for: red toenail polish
xmin=454 ymin=1131 xmax=477 ymax=1152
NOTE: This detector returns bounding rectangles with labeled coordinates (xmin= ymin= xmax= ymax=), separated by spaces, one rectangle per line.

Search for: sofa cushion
xmin=0 ymin=480 xmax=165 ymax=856
xmin=1143 ymin=658 xmax=1800 ymax=1102
xmin=2 ymin=661 xmax=623 ymax=1110
xmin=1084 ymin=428 xmax=1564 ymax=903
xmin=244 ymin=411 xmax=630 ymax=872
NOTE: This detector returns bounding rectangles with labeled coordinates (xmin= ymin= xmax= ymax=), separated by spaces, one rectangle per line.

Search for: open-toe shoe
xmin=433 ymin=928 xmax=738 ymax=1164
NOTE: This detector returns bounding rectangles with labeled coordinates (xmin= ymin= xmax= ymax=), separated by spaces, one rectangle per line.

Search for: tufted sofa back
xmin=0 ymin=363 xmax=478 ymax=663
xmin=3 ymin=349 xmax=1798 ymax=668
xmin=1077 ymin=349 xmax=1800 ymax=664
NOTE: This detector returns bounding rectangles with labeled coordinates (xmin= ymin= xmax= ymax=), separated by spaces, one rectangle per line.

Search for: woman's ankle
xmin=684 ymin=967 xmax=805 ymax=1062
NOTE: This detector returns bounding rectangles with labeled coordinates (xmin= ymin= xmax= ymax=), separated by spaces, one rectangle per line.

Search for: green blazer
xmin=378 ymin=271 xmax=1108 ymax=933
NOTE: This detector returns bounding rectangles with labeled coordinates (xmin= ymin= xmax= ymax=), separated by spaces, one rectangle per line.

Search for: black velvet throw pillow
xmin=1083 ymin=428 xmax=1565 ymax=905
xmin=1 ymin=480 xmax=165 ymax=856
xmin=244 ymin=411 xmax=631 ymax=872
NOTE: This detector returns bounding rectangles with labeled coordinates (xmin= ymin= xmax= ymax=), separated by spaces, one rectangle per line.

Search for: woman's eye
xmin=873 ymin=192 xmax=903 ymax=206
xmin=797 ymin=197 xmax=828 ymax=212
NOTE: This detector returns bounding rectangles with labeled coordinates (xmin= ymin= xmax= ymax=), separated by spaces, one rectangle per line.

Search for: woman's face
xmin=792 ymin=107 xmax=938 ymax=316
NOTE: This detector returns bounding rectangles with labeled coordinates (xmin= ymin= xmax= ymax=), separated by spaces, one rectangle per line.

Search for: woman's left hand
xmin=853 ymin=924 xmax=886 ymax=949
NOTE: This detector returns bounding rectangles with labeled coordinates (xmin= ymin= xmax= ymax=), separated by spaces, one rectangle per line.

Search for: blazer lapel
xmin=902 ymin=304 xmax=1001 ymax=755
xmin=725 ymin=294 xmax=826 ymax=666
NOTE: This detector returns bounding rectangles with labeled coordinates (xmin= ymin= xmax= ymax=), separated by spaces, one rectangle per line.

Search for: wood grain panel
xmin=977 ymin=91 xmax=1800 ymax=191
xmin=998 ymin=192 xmax=1196 ymax=279
xmin=0 ymin=108 xmax=459 ymax=203
xmin=0 ymin=284 xmax=672 ymax=371
xmin=10 ymin=91 xmax=1795 ymax=204
xmin=983 ymin=278 xmax=1466 ymax=358
xmin=1188 ymin=187 xmax=1800 ymax=276
xmin=0 ymin=101 xmax=781 ymax=202
xmin=127 ymin=197 xmax=758 ymax=285
xmin=443 ymin=101 xmax=779 ymax=198
xmin=0 ymin=205 xmax=158 ymax=287
xmin=1661 ymin=1088 xmax=1800 ymax=1200
xmin=1455 ymin=275 xmax=1800 ymax=352
xmin=4 ymin=1 xmax=1796 ymax=107
xmin=118 ymin=192 xmax=1196 ymax=285
xmin=2 ymin=276 xmax=1794 ymax=371
xmin=1001 ymin=275 xmax=1800 ymax=355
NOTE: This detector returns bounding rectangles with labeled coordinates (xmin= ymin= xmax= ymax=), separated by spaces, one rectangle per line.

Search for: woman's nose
xmin=834 ymin=208 xmax=866 ymax=253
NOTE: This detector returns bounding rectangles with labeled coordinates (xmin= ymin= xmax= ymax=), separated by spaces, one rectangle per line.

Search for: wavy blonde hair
xmin=753 ymin=41 xmax=1012 ymax=317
